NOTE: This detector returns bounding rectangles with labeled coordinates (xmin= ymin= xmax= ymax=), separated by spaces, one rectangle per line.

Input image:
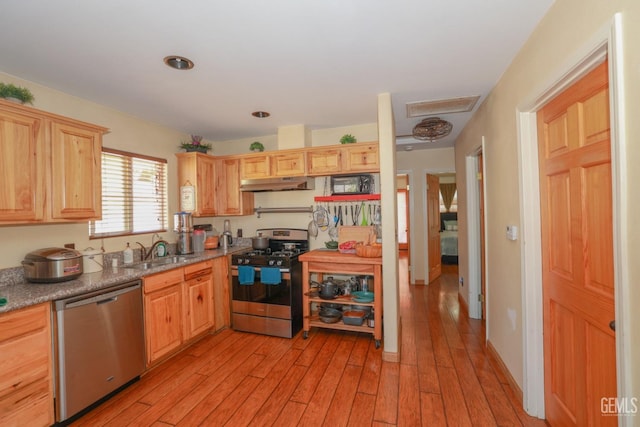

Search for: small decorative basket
xmin=355 ymin=243 xmax=382 ymax=258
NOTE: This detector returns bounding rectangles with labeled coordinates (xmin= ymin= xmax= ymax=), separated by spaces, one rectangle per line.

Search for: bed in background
xmin=440 ymin=212 xmax=458 ymax=265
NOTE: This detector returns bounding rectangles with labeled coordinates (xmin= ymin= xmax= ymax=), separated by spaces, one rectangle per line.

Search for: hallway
xmin=72 ymin=255 xmax=547 ymax=426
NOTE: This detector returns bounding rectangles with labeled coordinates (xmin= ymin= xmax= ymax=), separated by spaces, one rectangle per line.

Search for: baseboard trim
xmin=458 ymin=293 xmax=469 ymax=317
xmin=382 ymin=315 xmax=401 ymax=363
xmin=414 ymin=279 xmax=426 ymax=285
xmin=486 ymin=340 xmax=523 ymax=404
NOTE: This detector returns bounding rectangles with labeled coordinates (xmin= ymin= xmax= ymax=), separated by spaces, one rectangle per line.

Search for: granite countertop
xmin=0 ymin=245 xmax=251 ymax=314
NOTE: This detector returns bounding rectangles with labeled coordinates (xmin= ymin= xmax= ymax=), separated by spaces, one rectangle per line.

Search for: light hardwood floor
xmin=72 ymin=254 xmax=547 ymax=426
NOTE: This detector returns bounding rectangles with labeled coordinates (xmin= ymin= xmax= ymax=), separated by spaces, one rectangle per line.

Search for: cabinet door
xmin=342 ymin=143 xmax=379 ymax=172
xmin=195 ymin=155 xmax=217 ymax=216
xmin=50 ymin=120 xmax=102 ymax=220
xmin=0 ymin=303 xmax=54 ymax=427
xmin=240 ymin=155 xmax=270 ymax=179
xmin=271 ymin=152 xmax=306 ymax=177
xmin=183 ymin=274 xmax=214 ymax=340
xmin=212 ymin=256 xmax=231 ymax=331
xmin=215 ymin=158 xmax=254 ymax=216
xmin=306 ymin=148 xmax=342 ymax=176
xmin=176 ymin=153 xmax=217 ymax=216
xmin=144 ymin=284 xmax=183 ymax=365
xmin=0 ymin=108 xmax=45 ymax=222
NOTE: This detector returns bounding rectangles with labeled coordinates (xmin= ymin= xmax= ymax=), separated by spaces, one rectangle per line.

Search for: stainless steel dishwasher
xmin=54 ymin=280 xmax=145 ymax=422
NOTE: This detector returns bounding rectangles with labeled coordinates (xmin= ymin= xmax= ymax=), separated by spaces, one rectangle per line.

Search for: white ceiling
xmin=0 ymin=1 xmax=554 ymax=151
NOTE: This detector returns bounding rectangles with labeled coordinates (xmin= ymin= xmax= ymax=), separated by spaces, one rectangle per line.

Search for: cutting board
xmin=338 ymin=226 xmax=376 ymax=253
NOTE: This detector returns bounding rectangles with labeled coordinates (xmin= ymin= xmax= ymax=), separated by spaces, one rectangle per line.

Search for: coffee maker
xmin=174 ymin=212 xmax=194 ymax=254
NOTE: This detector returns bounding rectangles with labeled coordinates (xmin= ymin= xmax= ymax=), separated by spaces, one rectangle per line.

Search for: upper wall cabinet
xmin=307 ymin=142 xmax=379 ymax=176
xmin=0 ymin=100 xmax=107 ymax=224
xmin=176 ymin=152 xmax=217 ymax=217
xmin=271 ymin=151 xmax=306 ymax=177
xmin=176 ymin=153 xmax=254 ymax=217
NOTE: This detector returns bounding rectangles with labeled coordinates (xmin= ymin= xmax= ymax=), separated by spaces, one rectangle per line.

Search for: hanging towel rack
xmin=254 ymin=206 xmax=314 ymax=218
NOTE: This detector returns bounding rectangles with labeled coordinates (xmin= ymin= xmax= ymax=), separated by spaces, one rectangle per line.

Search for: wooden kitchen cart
xmin=299 ymin=250 xmax=382 ymax=348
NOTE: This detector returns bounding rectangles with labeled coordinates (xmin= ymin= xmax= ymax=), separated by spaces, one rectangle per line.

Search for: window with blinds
xmin=89 ymin=148 xmax=168 ymax=238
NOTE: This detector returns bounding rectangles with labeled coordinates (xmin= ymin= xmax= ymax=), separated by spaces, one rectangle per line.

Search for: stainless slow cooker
xmin=22 ymin=248 xmax=83 ymax=283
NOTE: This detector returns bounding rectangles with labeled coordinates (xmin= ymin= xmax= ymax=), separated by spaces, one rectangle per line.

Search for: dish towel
xmin=260 ymin=267 xmax=282 ymax=285
xmin=238 ymin=266 xmax=255 ymax=285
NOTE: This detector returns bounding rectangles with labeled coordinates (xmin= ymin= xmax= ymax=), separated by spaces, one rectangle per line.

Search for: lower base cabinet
xmin=0 ymin=303 xmax=54 ymax=427
xmin=212 ymin=255 xmax=230 ymax=331
xmin=143 ymin=260 xmax=216 ymax=367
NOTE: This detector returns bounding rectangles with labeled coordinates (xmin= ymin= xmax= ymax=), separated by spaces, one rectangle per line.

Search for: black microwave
xmin=331 ymin=174 xmax=374 ymax=195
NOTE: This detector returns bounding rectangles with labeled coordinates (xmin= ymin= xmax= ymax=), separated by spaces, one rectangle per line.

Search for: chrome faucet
xmin=135 ymin=240 xmax=169 ymax=261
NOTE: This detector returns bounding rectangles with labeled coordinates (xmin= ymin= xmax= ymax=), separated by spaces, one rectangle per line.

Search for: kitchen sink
xmin=125 ymin=255 xmax=194 ymax=270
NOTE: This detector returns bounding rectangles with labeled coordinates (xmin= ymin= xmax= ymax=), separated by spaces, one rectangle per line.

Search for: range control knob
xmin=268 ymin=259 xmax=276 ymax=266
xmin=276 ymin=260 xmax=283 ymax=266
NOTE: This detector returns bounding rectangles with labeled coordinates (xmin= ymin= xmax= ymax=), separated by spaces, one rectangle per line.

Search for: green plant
xmin=180 ymin=135 xmax=211 ymax=153
xmin=340 ymin=134 xmax=357 ymax=144
xmin=250 ymin=141 xmax=264 ymax=152
xmin=0 ymin=82 xmax=35 ymax=104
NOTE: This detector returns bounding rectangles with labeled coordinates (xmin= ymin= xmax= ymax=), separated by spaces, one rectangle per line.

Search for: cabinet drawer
xmin=184 ymin=260 xmax=213 ymax=280
xmin=0 ymin=319 xmax=50 ymax=400
xmin=0 ymin=303 xmax=48 ymax=342
xmin=0 ymin=378 xmax=53 ymax=427
xmin=143 ymin=268 xmax=184 ymax=293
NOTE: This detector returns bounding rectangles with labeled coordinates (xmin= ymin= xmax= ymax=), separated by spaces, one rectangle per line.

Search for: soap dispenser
xmin=123 ymin=242 xmax=134 ymax=265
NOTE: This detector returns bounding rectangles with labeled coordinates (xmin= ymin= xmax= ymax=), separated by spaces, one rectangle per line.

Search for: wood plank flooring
xmin=72 ymin=255 xmax=548 ymax=426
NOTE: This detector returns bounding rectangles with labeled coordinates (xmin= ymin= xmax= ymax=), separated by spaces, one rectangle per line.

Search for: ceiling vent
xmin=406 ymin=96 xmax=480 ymax=118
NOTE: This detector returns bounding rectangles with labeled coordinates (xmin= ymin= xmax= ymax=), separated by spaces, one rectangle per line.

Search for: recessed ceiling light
xmin=163 ymin=56 xmax=194 ymax=70
xmin=252 ymin=111 xmax=270 ymax=118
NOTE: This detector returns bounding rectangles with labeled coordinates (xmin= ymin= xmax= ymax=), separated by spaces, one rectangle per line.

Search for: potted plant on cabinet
xmin=0 ymin=82 xmax=35 ymax=105
xmin=249 ymin=141 xmax=264 ymax=152
xmin=180 ymin=135 xmax=211 ymax=153
xmin=340 ymin=134 xmax=357 ymax=144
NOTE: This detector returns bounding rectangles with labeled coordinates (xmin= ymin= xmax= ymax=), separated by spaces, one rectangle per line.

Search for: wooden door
xmin=0 ymin=108 xmax=45 ymax=222
xmin=342 ymin=143 xmax=379 ymax=172
xmin=427 ymin=174 xmax=441 ymax=282
xmin=50 ymin=120 xmax=102 ymax=220
xmin=306 ymin=148 xmax=342 ymax=176
xmin=478 ymin=152 xmax=486 ymax=319
xmin=538 ymin=61 xmax=616 ymax=426
xmin=240 ymin=155 xmax=270 ymax=179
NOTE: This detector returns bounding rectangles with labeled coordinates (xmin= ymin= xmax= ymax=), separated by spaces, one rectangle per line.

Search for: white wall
xmin=396 ymin=147 xmax=455 ymax=284
xmin=454 ymin=0 xmax=640 ymax=402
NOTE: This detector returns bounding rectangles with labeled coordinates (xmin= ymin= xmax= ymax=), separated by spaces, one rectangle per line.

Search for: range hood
xmin=240 ymin=177 xmax=315 ymax=192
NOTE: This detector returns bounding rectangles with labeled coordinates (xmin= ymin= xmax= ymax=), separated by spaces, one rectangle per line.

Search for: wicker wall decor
xmin=412 ymin=117 xmax=453 ymax=141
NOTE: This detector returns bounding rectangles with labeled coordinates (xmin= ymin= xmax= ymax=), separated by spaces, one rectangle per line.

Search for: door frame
xmin=422 ymin=167 xmax=455 ymax=284
xmin=517 ymin=15 xmax=629 ymax=419
xmin=465 ymin=145 xmax=485 ymax=321
xmin=397 ymin=169 xmax=414 ymax=277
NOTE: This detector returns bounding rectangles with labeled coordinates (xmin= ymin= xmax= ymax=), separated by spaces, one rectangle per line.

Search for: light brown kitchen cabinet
xmin=176 ymin=152 xmax=217 ymax=217
xmin=215 ymin=158 xmax=254 ymax=216
xmin=183 ymin=260 xmax=214 ymax=340
xmin=211 ymin=255 xmax=231 ymax=331
xmin=306 ymin=147 xmax=343 ymax=176
xmin=50 ymin=120 xmax=103 ymax=220
xmin=240 ymin=155 xmax=270 ymax=179
xmin=0 ymin=99 xmax=107 ymax=224
xmin=143 ymin=268 xmax=184 ymax=366
xmin=271 ymin=151 xmax=306 ymax=176
xmin=342 ymin=143 xmax=379 ymax=172
xmin=0 ymin=106 xmax=45 ymax=222
xmin=0 ymin=303 xmax=54 ymax=427
xmin=306 ymin=142 xmax=379 ymax=176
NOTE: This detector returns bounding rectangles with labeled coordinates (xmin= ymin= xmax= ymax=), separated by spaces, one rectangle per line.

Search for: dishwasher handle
xmin=55 ymin=281 xmax=141 ymax=311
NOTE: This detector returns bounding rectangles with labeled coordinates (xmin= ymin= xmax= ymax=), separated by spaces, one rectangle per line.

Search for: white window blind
xmin=90 ymin=148 xmax=168 ymax=238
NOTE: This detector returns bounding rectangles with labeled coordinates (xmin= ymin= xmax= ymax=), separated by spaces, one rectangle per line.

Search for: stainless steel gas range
xmin=230 ymin=228 xmax=309 ymax=338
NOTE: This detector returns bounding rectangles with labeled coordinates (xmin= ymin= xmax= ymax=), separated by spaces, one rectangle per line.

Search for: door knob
xmin=609 ymin=320 xmax=615 ymax=331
